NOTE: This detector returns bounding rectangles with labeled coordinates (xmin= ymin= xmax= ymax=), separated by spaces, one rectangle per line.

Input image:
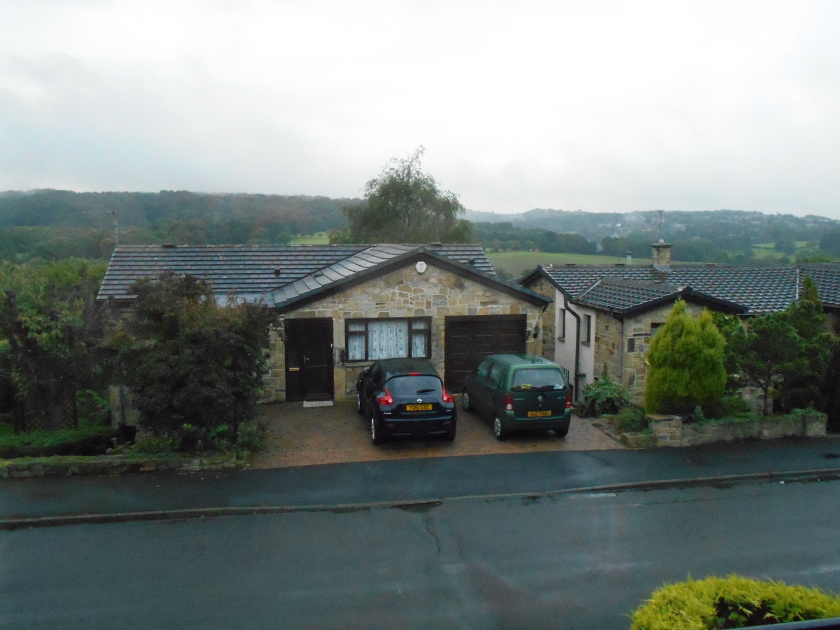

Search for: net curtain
xmin=369 ymin=320 xmax=409 ymax=359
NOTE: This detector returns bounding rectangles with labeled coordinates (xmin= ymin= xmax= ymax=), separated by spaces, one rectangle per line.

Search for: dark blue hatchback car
xmin=356 ymin=358 xmax=457 ymax=445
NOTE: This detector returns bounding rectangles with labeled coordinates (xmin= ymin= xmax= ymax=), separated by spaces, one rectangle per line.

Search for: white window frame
xmin=345 ymin=317 xmax=432 ymax=362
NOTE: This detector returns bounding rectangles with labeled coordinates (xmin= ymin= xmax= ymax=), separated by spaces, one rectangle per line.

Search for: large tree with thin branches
xmin=335 ymin=147 xmax=473 ymax=244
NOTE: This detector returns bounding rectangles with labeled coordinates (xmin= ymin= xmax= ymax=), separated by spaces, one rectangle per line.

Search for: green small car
xmin=461 ymin=354 xmax=572 ymax=440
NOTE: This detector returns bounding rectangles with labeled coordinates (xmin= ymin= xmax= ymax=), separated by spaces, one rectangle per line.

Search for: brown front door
xmin=285 ymin=318 xmax=334 ymax=402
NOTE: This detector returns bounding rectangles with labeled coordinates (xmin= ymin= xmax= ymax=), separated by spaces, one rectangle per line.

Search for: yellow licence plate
xmin=527 ymin=410 xmax=552 ymax=417
xmin=406 ymin=404 xmax=433 ymax=411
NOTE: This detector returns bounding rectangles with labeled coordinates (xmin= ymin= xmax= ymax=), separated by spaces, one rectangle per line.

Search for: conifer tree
xmin=644 ymin=300 xmax=727 ymax=414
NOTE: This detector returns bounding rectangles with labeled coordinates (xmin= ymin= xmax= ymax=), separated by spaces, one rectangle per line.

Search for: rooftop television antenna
xmin=83 ymin=210 xmax=118 ymax=246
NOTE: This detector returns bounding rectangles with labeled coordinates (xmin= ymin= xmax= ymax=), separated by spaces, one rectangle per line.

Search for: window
xmin=488 ymin=362 xmax=506 ymax=388
xmin=582 ymin=314 xmax=592 ymax=345
xmin=650 ymin=322 xmax=662 ymax=338
xmin=476 ymin=359 xmax=492 ymax=381
xmin=346 ymin=317 xmax=431 ymax=361
xmin=627 ymin=337 xmax=636 ymax=353
xmin=558 ymin=308 xmax=566 ymax=340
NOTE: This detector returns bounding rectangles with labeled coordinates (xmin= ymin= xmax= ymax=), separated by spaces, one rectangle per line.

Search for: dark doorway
xmin=285 ymin=318 xmax=334 ymax=402
xmin=444 ymin=314 xmax=526 ymax=392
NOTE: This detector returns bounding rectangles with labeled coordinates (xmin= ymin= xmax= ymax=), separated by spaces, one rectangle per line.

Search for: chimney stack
xmin=651 ymin=239 xmax=671 ymax=272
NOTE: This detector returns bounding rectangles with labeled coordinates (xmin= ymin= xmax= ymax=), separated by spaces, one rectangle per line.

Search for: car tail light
xmin=566 ymin=392 xmax=572 ymax=409
xmin=442 ymin=386 xmax=454 ymax=404
xmin=504 ymin=394 xmax=514 ymax=411
xmin=377 ymin=389 xmax=394 ymax=406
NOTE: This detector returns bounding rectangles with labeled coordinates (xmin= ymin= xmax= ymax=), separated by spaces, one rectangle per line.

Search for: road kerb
xmin=2 ymin=468 xmax=839 ymax=531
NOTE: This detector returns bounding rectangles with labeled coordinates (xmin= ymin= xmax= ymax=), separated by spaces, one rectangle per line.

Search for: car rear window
xmin=387 ymin=375 xmax=443 ymax=396
xmin=511 ymin=368 xmax=567 ymax=391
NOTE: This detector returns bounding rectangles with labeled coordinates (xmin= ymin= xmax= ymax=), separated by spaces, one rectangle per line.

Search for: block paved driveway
xmin=250 ymin=397 xmax=625 ymax=469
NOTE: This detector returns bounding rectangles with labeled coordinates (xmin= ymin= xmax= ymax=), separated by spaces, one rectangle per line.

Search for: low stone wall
xmin=621 ymin=411 xmax=827 ymax=448
xmin=629 ymin=410 xmax=828 ymax=448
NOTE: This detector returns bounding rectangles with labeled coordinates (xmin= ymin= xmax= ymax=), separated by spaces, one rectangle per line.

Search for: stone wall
xmin=638 ymin=410 xmax=828 ymax=448
xmin=264 ymin=262 xmax=547 ymax=401
xmin=528 ymin=275 xmax=556 ymax=361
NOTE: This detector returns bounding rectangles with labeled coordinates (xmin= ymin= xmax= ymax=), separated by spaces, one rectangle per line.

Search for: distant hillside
xmin=3 ymin=190 xmax=840 ymax=265
xmin=464 ymin=208 xmax=838 ymax=244
xmin=0 ymin=189 xmax=355 ymax=236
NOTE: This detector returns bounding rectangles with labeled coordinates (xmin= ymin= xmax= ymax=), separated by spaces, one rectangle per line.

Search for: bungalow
xmin=98 ymin=243 xmax=552 ymax=402
xmin=520 ymin=241 xmax=840 ymax=401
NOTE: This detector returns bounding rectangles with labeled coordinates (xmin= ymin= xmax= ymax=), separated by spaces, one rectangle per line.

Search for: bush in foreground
xmin=630 ymin=575 xmax=840 ymax=629
xmin=581 ymin=374 xmax=632 ymax=417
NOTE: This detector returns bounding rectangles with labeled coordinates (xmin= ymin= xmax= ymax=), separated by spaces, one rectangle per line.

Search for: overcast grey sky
xmin=2 ymin=1 xmax=839 ymax=218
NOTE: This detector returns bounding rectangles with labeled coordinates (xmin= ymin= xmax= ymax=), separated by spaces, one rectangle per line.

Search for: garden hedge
xmin=630 ymin=575 xmax=840 ymax=629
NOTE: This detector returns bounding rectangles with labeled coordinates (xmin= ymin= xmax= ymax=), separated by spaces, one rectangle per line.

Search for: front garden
xmin=580 ymin=282 xmax=839 ymax=448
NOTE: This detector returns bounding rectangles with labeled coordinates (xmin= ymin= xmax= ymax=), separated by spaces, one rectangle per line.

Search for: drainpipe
xmin=564 ymin=295 xmax=584 ymax=402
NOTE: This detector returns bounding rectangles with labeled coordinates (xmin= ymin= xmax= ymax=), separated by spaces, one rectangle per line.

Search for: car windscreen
xmin=511 ymin=368 xmax=567 ymax=391
xmin=386 ymin=375 xmax=443 ymax=397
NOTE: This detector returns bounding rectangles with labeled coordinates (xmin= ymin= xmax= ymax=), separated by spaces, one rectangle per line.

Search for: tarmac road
xmin=3 ymin=475 xmax=840 ymax=630
xmin=2 ymin=437 xmax=839 ymax=529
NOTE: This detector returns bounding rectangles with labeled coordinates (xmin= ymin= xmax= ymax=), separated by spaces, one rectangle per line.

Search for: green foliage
xmin=645 ymin=302 xmax=727 ymax=414
xmin=131 ymin=435 xmax=178 ymax=455
xmin=613 ymin=405 xmax=649 ymax=433
xmin=76 ymin=389 xmax=111 ymax=426
xmin=779 ymin=276 xmax=833 ymax=412
xmin=710 ymin=313 xmax=744 ymax=385
xmin=0 ymin=424 xmax=114 ymax=458
xmin=336 ymin=147 xmax=473 ymax=244
xmin=819 ymin=340 xmax=840 ymax=432
xmin=0 ymin=259 xmax=109 ymax=430
xmin=699 ymin=395 xmax=752 ymax=421
xmin=231 ymin=419 xmax=267 ymax=452
xmin=111 ymin=271 xmax=275 ymax=439
xmin=630 ymin=575 xmax=840 ymax=629
xmin=473 ymin=222 xmax=596 ymax=254
xmin=727 ymin=277 xmax=833 ymax=416
xmin=581 ymin=374 xmax=632 ymax=417
xmin=0 ymin=190 xmax=349 ymax=259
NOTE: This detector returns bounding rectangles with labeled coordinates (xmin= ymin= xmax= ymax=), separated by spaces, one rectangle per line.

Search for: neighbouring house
xmin=520 ymin=241 xmax=840 ymax=401
xmin=98 ymin=243 xmax=552 ymax=403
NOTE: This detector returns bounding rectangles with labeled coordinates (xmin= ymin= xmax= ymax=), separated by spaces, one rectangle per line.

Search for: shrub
xmin=701 ymin=395 xmax=753 ymax=420
xmin=77 ymin=389 xmax=111 ymax=426
xmin=234 ymin=420 xmax=267 ymax=452
xmin=614 ymin=405 xmax=649 ymax=433
xmin=645 ymin=301 xmax=727 ymax=414
xmin=630 ymin=575 xmax=840 ymax=630
xmin=0 ymin=425 xmax=115 ymax=458
xmin=581 ymin=375 xmax=632 ymax=417
xmin=131 ymin=435 xmax=178 ymax=455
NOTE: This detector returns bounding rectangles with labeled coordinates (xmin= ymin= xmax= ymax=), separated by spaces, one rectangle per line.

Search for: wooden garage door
xmin=444 ymin=315 xmax=527 ymax=391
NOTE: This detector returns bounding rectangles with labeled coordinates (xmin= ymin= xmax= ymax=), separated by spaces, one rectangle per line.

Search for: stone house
xmin=519 ymin=241 xmax=840 ymax=401
xmin=98 ymin=243 xmax=551 ymax=403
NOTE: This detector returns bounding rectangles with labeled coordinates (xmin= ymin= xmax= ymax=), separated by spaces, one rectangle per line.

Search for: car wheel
xmin=355 ymin=390 xmax=363 ymax=415
xmin=461 ymin=390 xmax=471 ymax=411
xmin=554 ymin=426 xmax=569 ymax=438
xmin=370 ymin=414 xmax=385 ymax=445
xmin=493 ymin=416 xmax=506 ymax=440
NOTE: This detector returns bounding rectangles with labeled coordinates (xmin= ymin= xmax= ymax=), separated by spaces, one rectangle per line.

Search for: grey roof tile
xmin=98 ymin=243 xmax=495 ymax=301
xmin=534 ymin=262 xmax=840 ymax=315
xmin=574 ymin=278 xmax=682 ymax=313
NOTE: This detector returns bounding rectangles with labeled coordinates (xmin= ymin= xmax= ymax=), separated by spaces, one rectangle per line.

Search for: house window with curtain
xmin=345 ymin=317 xmax=432 ymax=361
